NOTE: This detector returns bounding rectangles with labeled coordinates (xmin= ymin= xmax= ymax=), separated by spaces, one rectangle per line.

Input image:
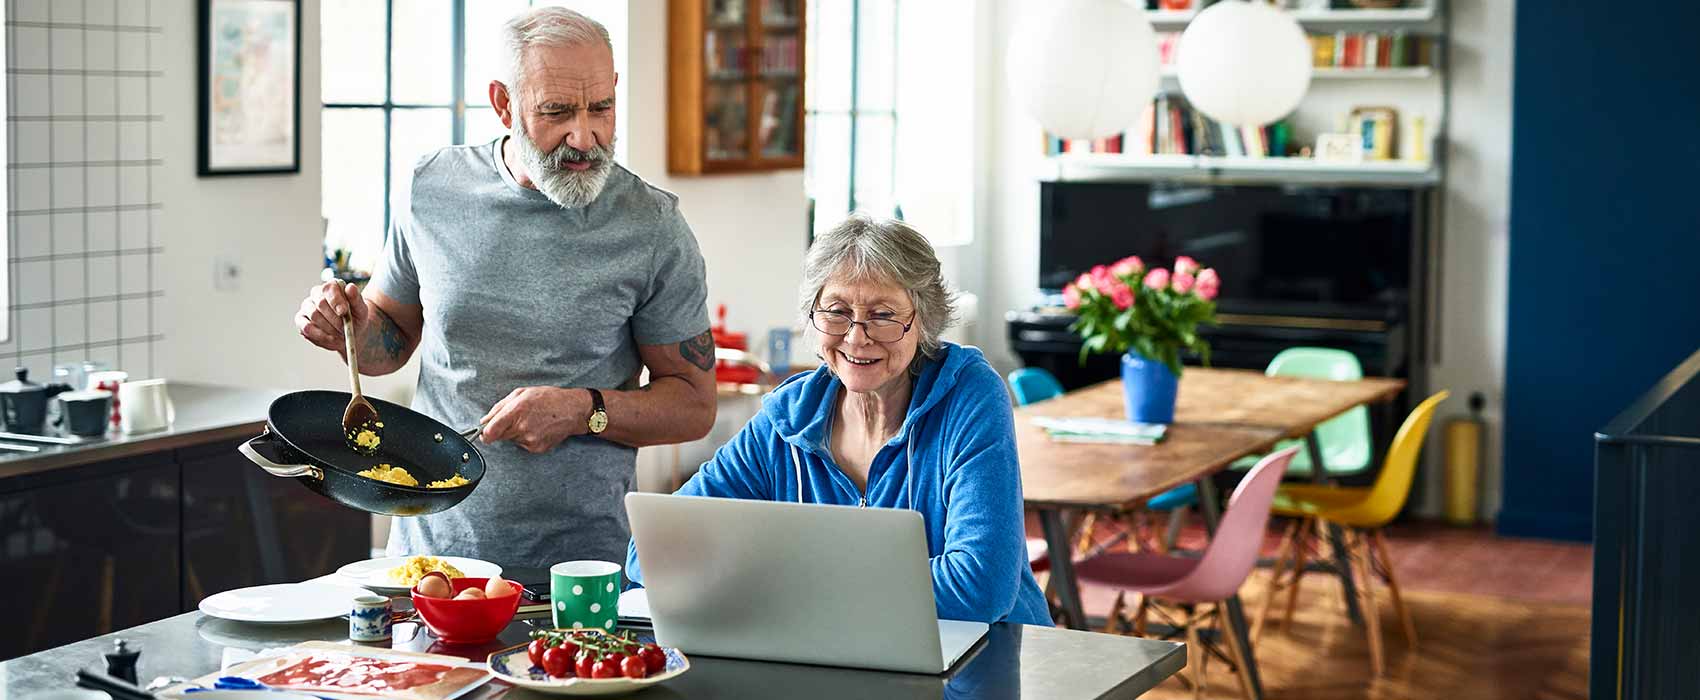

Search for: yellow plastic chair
xmin=1253 ymin=390 xmax=1450 ymax=677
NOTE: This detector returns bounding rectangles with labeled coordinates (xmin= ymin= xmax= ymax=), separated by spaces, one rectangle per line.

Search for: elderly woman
xmin=626 ymin=214 xmax=1051 ymax=626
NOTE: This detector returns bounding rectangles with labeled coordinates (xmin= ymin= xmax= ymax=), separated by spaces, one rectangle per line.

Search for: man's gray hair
xmin=501 ymin=7 xmax=612 ymax=94
xmin=799 ymin=214 xmax=959 ymax=366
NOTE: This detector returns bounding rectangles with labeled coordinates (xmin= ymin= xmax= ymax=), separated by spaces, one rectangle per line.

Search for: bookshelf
xmin=1052 ymin=1 xmax=1447 ymax=188
xmin=668 ymin=0 xmax=806 ymax=174
xmin=1161 ymin=66 xmax=1436 ymax=80
xmin=1150 ymin=4 xmax=1436 ymax=27
xmin=1289 ymin=7 xmax=1437 ymax=25
xmin=1148 ymin=8 xmax=1200 ymax=26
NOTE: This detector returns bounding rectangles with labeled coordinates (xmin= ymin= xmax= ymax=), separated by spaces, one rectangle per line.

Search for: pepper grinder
xmin=104 ymin=638 xmax=141 ymax=685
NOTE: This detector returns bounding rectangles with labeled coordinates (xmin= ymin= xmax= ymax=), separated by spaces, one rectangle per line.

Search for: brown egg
xmin=416 ymin=572 xmax=452 ymax=599
xmin=484 ymin=577 xmax=514 ymax=599
xmin=453 ymin=587 xmax=486 ymax=600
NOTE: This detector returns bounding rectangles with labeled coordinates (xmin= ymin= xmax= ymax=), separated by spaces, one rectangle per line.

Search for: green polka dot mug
xmin=550 ymin=560 xmax=620 ymax=631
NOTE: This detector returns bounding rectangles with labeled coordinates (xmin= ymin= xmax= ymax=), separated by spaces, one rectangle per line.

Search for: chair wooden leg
xmin=1371 ymin=529 xmax=1418 ymax=650
xmin=1348 ymin=530 xmax=1385 ymax=677
xmin=1074 ymin=512 xmax=1100 ymax=555
xmin=1217 ymin=602 xmax=1257 ymax=700
xmin=1254 ymin=518 xmax=1299 ymax=644
xmin=1282 ymin=517 xmax=1314 ymax=632
xmin=1185 ymin=606 xmax=1207 ymax=700
xmin=1133 ymin=593 xmax=1151 ymax=637
xmin=1104 ymin=591 xmax=1127 ymax=635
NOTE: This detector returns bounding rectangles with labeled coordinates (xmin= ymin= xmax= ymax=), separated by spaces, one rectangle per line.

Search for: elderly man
xmin=294 ymin=7 xmax=716 ymax=569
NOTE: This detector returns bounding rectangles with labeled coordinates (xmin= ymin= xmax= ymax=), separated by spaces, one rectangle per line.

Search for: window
xmin=804 ymin=0 xmax=976 ymax=247
xmin=320 ymin=0 xmax=627 ymax=274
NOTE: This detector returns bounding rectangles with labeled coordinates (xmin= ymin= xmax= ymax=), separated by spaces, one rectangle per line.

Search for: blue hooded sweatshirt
xmin=625 ymin=342 xmax=1053 ymax=627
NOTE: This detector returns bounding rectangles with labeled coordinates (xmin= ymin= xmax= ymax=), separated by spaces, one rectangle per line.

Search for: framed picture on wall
xmin=197 ymin=0 xmax=300 ymax=176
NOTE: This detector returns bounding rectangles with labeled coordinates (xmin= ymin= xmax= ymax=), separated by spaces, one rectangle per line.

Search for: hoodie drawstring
xmin=790 ymin=438 xmax=918 ymax=511
xmin=791 ymin=443 xmax=804 ymax=504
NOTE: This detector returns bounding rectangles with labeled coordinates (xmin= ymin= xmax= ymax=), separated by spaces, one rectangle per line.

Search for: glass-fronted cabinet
xmin=670 ymin=0 xmax=805 ymax=173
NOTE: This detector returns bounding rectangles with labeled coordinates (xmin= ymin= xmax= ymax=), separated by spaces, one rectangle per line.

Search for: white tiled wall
xmin=5 ymin=0 xmax=163 ymax=385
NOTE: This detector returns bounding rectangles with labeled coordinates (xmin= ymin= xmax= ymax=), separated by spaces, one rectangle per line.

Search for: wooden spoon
xmin=342 ymin=314 xmax=382 ymax=456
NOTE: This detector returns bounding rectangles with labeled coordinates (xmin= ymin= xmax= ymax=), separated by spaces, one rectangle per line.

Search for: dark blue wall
xmin=1501 ymin=1 xmax=1700 ymax=541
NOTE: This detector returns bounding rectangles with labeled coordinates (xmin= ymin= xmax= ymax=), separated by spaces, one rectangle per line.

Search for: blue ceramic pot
xmin=1120 ymin=351 xmax=1177 ymax=424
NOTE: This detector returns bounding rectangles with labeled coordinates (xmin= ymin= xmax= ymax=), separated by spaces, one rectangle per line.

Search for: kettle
xmin=0 ymin=367 xmax=73 ymax=434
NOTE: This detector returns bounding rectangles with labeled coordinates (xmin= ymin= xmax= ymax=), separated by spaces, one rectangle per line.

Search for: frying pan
xmin=238 ymin=391 xmax=486 ymax=517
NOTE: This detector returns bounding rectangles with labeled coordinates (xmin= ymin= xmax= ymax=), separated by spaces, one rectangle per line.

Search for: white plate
xmin=198 ymin=582 xmax=368 ymax=624
xmin=335 ymin=555 xmax=503 ymax=594
xmin=487 ymin=634 xmax=689 ymax=696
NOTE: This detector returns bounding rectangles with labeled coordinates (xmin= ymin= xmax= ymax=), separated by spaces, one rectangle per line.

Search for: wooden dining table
xmin=1018 ymin=367 xmax=1407 ymax=700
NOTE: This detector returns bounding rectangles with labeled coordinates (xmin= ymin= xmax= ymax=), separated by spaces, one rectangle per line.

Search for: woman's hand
xmin=479 ymin=387 xmax=591 ymax=453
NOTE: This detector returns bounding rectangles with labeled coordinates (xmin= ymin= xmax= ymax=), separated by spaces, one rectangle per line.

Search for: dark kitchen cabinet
xmin=4 ymin=455 xmax=180 ymax=660
xmin=2 ymin=438 xmax=370 ymax=661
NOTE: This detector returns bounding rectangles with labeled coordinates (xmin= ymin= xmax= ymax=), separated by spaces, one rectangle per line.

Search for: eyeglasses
xmin=810 ymin=309 xmax=914 ymax=343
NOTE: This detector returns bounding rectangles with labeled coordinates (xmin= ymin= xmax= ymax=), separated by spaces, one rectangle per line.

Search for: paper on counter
xmin=1032 ymin=416 xmax=1167 ymax=443
xmin=618 ymin=588 xmax=651 ymax=620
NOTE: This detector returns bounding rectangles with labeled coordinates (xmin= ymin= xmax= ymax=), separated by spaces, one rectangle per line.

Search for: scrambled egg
xmin=356 ymin=463 xmax=417 ymax=487
xmin=357 ymin=463 xmax=468 ymax=490
xmin=387 ymin=555 xmax=465 ymax=585
xmin=347 ymin=420 xmax=383 ymax=453
xmin=427 ymin=474 xmax=470 ymax=489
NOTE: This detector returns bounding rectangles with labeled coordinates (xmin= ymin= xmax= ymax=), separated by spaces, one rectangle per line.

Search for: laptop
xmin=625 ymin=492 xmax=990 ymax=674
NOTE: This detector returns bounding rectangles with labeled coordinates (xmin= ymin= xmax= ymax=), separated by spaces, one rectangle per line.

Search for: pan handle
xmin=457 ymin=424 xmax=483 ymax=440
xmin=239 ymin=429 xmax=325 ymax=481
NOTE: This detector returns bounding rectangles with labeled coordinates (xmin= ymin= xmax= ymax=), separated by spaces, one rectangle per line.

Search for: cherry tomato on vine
xmin=541 ymin=646 xmax=574 ymax=678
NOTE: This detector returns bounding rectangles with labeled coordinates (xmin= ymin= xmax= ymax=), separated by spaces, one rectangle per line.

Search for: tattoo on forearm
xmin=361 ymin=309 xmax=407 ymax=362
xmin=680 ymin=330 xmax=716 ymax=372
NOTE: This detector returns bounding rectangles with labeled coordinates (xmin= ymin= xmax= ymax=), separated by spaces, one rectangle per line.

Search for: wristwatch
xmin=586 ymin=388 xmax=609 ymax=435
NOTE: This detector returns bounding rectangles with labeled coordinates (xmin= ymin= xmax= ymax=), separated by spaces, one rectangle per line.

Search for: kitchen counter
xmin=0 ymin=605 xmax=1185 ymax=699
xmin=0 ymin=382 xmax=279 ymax=492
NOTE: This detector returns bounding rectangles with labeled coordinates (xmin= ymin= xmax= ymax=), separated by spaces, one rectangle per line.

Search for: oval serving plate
xmin=487 ymin=631 xmax=689 ymax=696
xmin=335 ymin=555 xmax=502 ymax=595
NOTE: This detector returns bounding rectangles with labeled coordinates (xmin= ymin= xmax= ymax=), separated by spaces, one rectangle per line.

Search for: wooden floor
xmin=1035 ymin=517 xmax=1593 ymax=699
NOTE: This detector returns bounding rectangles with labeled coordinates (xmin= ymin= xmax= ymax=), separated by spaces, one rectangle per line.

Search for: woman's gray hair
xmin=799 ymin=214 xmax=959 ymax=368
xmin=500 ymin=7 xmax=612 ymax=97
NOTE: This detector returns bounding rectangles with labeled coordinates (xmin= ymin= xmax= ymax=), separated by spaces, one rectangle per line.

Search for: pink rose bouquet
xmin=1062 ymin=255 xmax=1220 ymax=377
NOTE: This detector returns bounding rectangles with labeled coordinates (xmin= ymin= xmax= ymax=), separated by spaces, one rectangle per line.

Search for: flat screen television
xmin=1039 ymin=181 xmax=1416 ymax=321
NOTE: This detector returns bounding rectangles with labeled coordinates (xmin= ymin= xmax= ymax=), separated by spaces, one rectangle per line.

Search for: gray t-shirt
xmin=372 ymin=138 xmax=709 ymax=569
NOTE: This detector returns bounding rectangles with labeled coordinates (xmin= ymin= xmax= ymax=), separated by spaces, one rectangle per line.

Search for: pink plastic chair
xmin=1027 ymin=538 xmax=1050 ymax=573
xmin=1072 ymin=446 xmax=1298 ymax=699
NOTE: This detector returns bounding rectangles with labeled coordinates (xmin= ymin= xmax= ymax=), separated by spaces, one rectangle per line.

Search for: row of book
xmin=1041 ymin=93 xmax=1291 ymax=159
xmin=1311 ymin=31 xmax=1435 ymax=69
xmin=701 ymin=33 xmax=799 ymax=77
xmin=1154 ymin=31 xmax=1436 ymax=72
xmin=759 ymin=36 xmax=800 ymax=75
xmin=703 ymin=31 xmax=746 ymax=76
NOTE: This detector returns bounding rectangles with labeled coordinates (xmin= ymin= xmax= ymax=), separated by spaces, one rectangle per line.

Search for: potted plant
xmin=1063 ymin=256 xmax=1220 ymax=424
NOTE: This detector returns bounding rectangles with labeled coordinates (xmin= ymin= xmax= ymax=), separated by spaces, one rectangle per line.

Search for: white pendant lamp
xmin=1175 ymin=0 xmax=1313 ymax=127
xmin=1005 ymin=0 xmax=1160 ymax=141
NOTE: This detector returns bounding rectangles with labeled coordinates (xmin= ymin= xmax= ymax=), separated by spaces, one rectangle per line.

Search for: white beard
xmin=511 ymin=117 xmax=615 ymax=209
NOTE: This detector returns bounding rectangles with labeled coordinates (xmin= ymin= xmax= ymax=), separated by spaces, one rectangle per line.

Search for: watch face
xmin=588 ymin=410 xmax=608 ymax=434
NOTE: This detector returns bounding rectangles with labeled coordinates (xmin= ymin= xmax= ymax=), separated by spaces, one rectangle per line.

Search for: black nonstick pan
xmin=239 ymin=390 xmax=485 ymax=517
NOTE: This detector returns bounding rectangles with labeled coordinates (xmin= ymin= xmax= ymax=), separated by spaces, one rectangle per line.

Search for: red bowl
xmin=411 ymin=577 xmax=522 ymax=644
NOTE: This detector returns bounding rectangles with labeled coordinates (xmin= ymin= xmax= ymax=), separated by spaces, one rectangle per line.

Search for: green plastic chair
xmin=1234 ymin=347 xmax=1374 ymax=477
